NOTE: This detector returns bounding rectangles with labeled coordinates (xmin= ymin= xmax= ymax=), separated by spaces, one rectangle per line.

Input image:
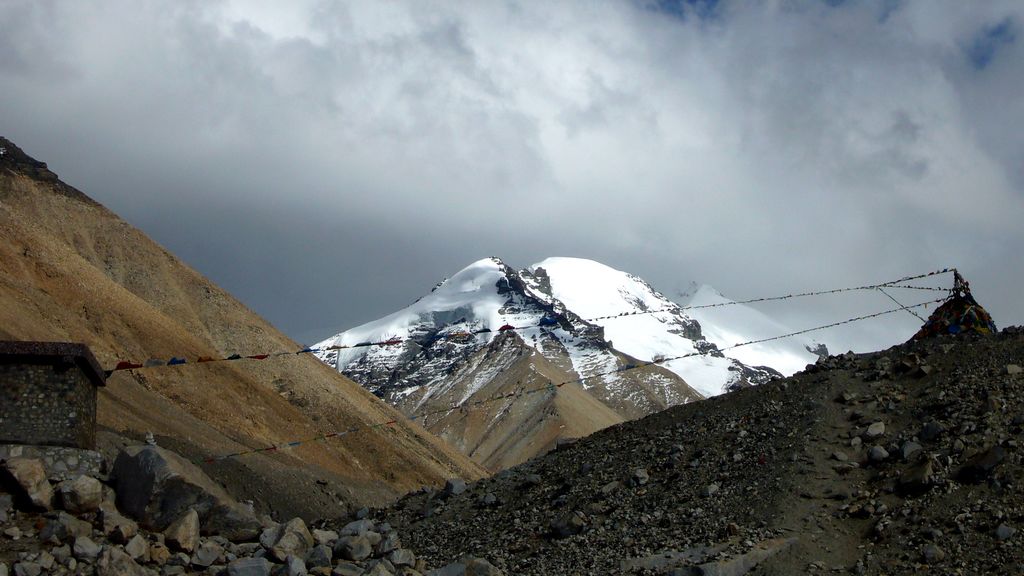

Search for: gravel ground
xmin=379 ymin=327 xmax=1024 ymax=575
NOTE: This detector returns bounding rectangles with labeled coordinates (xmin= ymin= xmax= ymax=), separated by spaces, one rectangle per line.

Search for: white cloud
xmin=0 ymin=0 xmax=1021 ymax=345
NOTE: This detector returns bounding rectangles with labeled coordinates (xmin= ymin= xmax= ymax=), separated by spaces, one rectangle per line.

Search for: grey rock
xmin=191 ymin=541 xmax=223 ymax=567
xmin=204 ymin=504 xmax=263 ymax=542
xmin=111 ymin=445 xmax=253 ymax=532
xmin=0 ymin=563 xmax=7 ymax=576
xmin=701 ymin=484 xmax=719 ymax=497
xmin=362 ymin=561 xmax=394 ymax=576
xmin=550 ymin=510 xmax=588 ymax=538
xmin=96 ymin=546 xmax=151 ymax=576
xmin=35 ymin=553 xmax=53 ymax=571
xmin=227 ymin=557 xmax=272 ymax=576
xmin=58 ymin=475 xmax=103 ymax=514
xmin=996 ymin=524 xmax=1016 ymax=541
xmin=333 ymin=535 xmax=371 ymax=562
xmin=922 ymin=544 xmax=945 ymax=564
xmin=631 ymin=468 xmax=650 ymax=486
xmin=388 ymin=549 xmax=416 ymax=567
xmin=868 ymin=446 xmax=889 ymax=462
xmin=149 ymin=543 xmax=172 ymax=566
xmin=444 ymin=479 xmax=467 ymax=497
xmin=40 ymin=511 xmax=92 ymax=544
xmin=163 ymin=509 xmax=200 ymax=553
xmin=284 ymin=555 xmax=307 ymax=576
xmin=304 ymin=545 xmax=332 ymax=569
xmin=261 ymin=518 xmax=314 ymax=562
xmin=73 ymin=536 xmax=103 ymax=560
xmin=919 ymin=421 xmax=945 ymax=442
xmin=957 ymin=446 xmax=1006 ymax=483
xmin=899 ymin=459 xmax=934 ymax=495
xmin=125 ymin=534 xmax=150 ymax=562
xmin=375 ymin=532 xmax=401 ymax=556
xmin=1006 ymin=364 xmax=1022 ymax=375
xmin=864 ymin=422 xmax=885 ymax=438
xmin=831 ymin=451 xmax=849 ymax=462
xmin=339 ymin=519 xmax=375 ymax=537
xmin=900 ymin=441 xmax=923 ymax=461
xmin=167 ymin=553 xmax=191 ymax=567
xmin=51 ymin=545 xmax=72 ymax=563
xmin=311 ymin=529 xmax=338 ymax=547
xmin=12 ymin=563 xmax=41 ymax=576
xmin=2 ymin=458 xmax=53 ymax=511
xmin=599 ymin=481 xmax=621 ymax=496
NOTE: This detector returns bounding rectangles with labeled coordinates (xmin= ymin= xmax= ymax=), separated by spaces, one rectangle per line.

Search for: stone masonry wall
xmin=0 ymin=362 xmax=97 ymax=449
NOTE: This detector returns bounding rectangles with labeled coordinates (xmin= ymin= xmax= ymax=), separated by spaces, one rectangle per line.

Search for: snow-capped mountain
xmin=679 ymin=283 xmax=826 ymax=376
xmin=525 ymin=258 xmax=779 ymax=397
xmin=315 ymin=257 xmax=703 ymax=416
xmin=314 ymin=257 xmax=708 ymax=468
xmin=313 ymin=257 xmax=790 ymax=468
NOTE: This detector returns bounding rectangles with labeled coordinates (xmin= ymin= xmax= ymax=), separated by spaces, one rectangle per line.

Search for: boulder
xmin=227 ymin=557 xmax=272 ymax=576
xmin=58 ymin=475 xmax=103 ymax=514
xmin=957 ymin=446 xmax=1005 ymax=483
xmin=389 ymin=549 xmax=416 ymax=567
xmin=339 ymin=519 xmax=375 ymax=536
xmin=73 ymin=536 xmax=103 ymax=560
xmin=111 ymin=445 xmax=258 ymax=534
xmin=304 ymin=544 xmax=333 ymax=568
xmin=40 ymin=511 xmax=93 ymax=544
xmin=550 ymin=510 xmax=588 ymax=538
xmin=125 ymin=534 xmax=150 ymax=562
xmin=163 ymin=509 xmax=200 ymax=553
xmin=284 ymin=555 xmax=307 ymax=576
xmin=2 ymin=458 xmax=53 ymax=510
xmin=311 ymin=529 xmax=338 ymax=547
xmin=443 ymin=479 xmax=467 ymax=497
xmin=99 ymin=506 xmax=139 ymax=544
xmin=260 ymin=518 xmax=314 ymax=563
xmin=333 ymin=535 xmax=372 ymax=562
xmin=191 ymin=541 xmax=223 ymax=568
xmin=96 ymin=547 xmax=152 ymax=576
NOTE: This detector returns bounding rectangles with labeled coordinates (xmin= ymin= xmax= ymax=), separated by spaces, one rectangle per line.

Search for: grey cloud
xmin=1 ymin=0 xmax=1021 ymax=350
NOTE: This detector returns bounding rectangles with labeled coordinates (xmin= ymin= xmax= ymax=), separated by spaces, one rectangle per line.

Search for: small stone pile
xmin=0 ymin=449 xmax=502 ymax=576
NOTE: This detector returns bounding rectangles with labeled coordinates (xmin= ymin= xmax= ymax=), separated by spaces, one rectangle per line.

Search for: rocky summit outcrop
xmin=377 ymin=327 xmax=1024 ymax=575
xmin=0 ymin=137 xmax=485 ymax=519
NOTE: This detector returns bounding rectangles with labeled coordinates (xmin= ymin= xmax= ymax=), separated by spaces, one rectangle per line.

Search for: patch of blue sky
xmin=965 ymin=17 xmax=1017 ymax=70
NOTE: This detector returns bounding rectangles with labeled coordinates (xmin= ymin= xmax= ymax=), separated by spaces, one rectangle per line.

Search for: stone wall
xmin=0 ymin=362 xmax=97 ymax=449
xmin=0 ymin=444 xmax=104 ymax=481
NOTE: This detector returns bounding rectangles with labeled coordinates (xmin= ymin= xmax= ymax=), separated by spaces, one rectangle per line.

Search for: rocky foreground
xmin=0 ymin=446 xmax=500 ymax=576
xmin=2 ymin=328 xmax=1022 ymax=576
xmin=379 ymin=328 xmax=1024 ymax=575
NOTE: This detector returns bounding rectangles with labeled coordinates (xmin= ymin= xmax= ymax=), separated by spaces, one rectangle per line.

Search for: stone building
xmin=0 ymin=341 xmax=106 ymax=450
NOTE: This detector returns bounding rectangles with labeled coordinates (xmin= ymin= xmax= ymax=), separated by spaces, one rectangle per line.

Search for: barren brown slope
xmin=396 ymin=332 xmax=625 ymax=471
xmin=0 ymin=138 xmax=485 ymax=519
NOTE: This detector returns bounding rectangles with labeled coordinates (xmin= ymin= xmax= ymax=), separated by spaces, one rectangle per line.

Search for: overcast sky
xmin=2 ymin=0 xmax=1022 ymax=351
